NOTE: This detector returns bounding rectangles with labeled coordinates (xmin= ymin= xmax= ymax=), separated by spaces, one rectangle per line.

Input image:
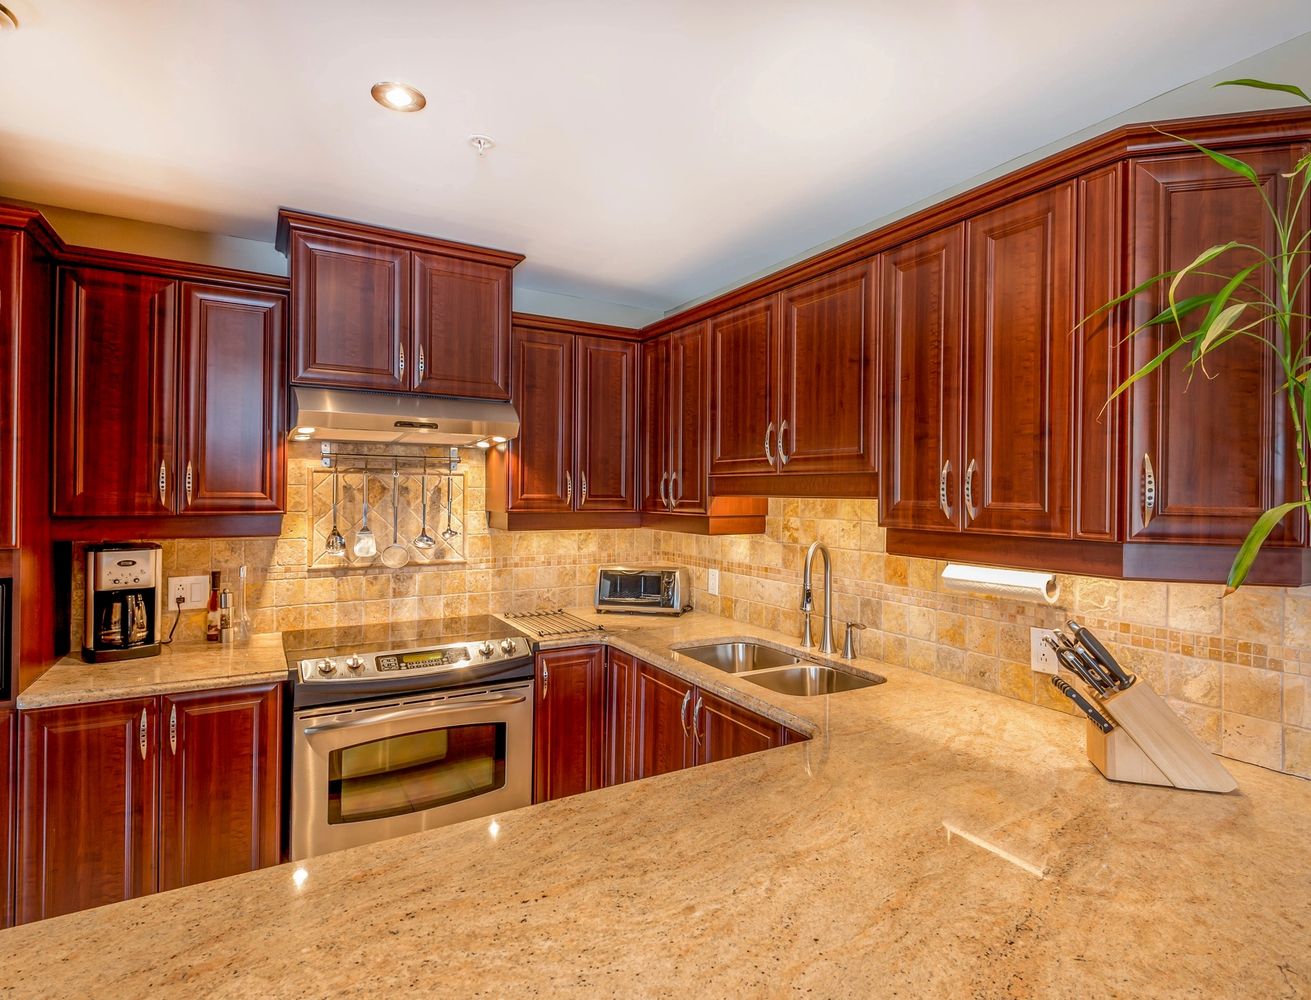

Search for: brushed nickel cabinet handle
xmin=679 ymin=689 xmax=692 ymax=735
xmin=658 ymin=472 xmax=669 ymax=510
xmin=565 ymin=472 xmax=573 ymax=506
xmin=692 ymin=696 xmax=704 ymax=746
xmin=138 ymin=708 xmax=148 ymax=760
xmin=964 ymin=458 xmax=979 ymax=522
xmin=541 ymin=663 xmax=549 ymax=698
xmin=158 ymin=461 xmax=168 ymax=507
xmin=169 ymin=704 xmax=177 ymax=755
xmin=185 ymin=461 xmax=193 ymax=506
xmin=764 ymin=421 xmax=775 ymax=464
xmin=669 ymin=471 xmax=679 ymax=507
xmin=939 ymin=460 xmax=954 ymax=521
xmin=779 ymin=420 xmax=791 ymax=466
xmin=418 ymin=345 xmax=426 ymax=379
xmin=1142 ymin=453 xmax=1157 ymax=527
xmin=399 ymin=343 xmax=406 ymax=377
xmin=580 ymin=472 xmax=588 ymax=503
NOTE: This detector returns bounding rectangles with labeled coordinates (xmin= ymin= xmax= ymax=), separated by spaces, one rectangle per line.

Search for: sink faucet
xmin=800 ymin=541 xmax=836 ymax=654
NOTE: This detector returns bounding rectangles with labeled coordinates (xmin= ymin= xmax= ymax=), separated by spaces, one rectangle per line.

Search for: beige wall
xmin=70 ymin=451 xmax=1311 ymax=780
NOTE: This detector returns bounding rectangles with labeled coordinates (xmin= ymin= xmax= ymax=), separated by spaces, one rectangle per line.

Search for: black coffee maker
xmin=82 ymin=543 xmax=163 ymax=662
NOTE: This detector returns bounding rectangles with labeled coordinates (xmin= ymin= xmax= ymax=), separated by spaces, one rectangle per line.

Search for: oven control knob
xmin=316 ymin=658 xmax=336 ymax=676
xmin=344 ymin=655 xmax=364 ymax=672
xmin=500 ymin=638 xmax=517 ymax=654
xmin=478 ymin=641 xmax=496 ymax=657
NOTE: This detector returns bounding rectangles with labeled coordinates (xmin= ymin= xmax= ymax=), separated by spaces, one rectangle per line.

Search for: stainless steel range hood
xmin=289 ymin=386 xmax=519 ymax=445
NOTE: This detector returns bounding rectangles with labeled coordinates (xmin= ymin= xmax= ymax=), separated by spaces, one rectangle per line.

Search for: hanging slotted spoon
xmin=325 ymin=467 xmax=346 ymax=557
xmin=352 ymin=470 xmax=377 ymax=559
xmin=414 ymin=470 xmax=436 ymax=550
xmin=381 ymin=468 xmax=409 ymax=568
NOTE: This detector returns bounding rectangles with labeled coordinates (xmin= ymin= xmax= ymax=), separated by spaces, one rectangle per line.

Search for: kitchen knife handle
xmin=1066 ymin=620 xmax=1133 ymax=689
xmin=1052 ymin=676 xmax=1114 ymax=734
xmin=1051 ymin=643 xmax=1108 ymax=695
xmin=1142 ymin=453 xmax=1156 ymax=527
xmin=939 ymin=460 xmax=954 ymax=521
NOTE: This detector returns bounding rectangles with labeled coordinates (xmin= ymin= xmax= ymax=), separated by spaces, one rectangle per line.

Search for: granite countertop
xmin=1 ymin=609 xmax=1308 ymax=998
xmin=16 ymin=634 xmax=289 ymax=708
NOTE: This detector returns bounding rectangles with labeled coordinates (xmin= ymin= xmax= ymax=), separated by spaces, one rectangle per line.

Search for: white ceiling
xmin=2 ymin=1 xmax=1311 ymax=317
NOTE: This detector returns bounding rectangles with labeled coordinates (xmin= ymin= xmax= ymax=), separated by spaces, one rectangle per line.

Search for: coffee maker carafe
xmin=83 ymin=543 xmax=163 ymax=662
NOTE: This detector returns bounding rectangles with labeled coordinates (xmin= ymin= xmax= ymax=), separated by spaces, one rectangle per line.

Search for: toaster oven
xmin=594 ymin=566 xmax=692 ymax=615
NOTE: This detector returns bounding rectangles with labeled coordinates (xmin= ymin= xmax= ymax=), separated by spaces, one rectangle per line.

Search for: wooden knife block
xmin=1084 ymin=681 xmax=1237 ymax=793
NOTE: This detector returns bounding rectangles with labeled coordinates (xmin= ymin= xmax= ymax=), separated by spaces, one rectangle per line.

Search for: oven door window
xmin=327 ymin=722 xmax=507 ymax=825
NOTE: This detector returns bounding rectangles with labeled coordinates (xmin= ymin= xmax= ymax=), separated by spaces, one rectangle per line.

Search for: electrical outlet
xmin=1030 ymin=627 xmax=1060 ymax=674
xmin=169 ymin=575 xmax=210 ymax=611
xmin=708 ymin=569 xmax=720 ymax=596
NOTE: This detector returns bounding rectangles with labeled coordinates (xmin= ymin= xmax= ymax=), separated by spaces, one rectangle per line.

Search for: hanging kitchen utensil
xmin=325 ymin=466 xmax=346 ymax=557
xmin=352 ymin=467 xmax=377 ymax=559
xmin=414 ymin=466 xmax=436 ymax=550
xmin=441 ymin=474 xmax=459 ymax=540
xmin=381 ymin=466 xmax=409 ymax=568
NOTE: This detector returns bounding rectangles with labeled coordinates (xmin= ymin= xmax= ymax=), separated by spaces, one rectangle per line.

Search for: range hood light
xmin=475 ymin=439 xmax=492 ymax=449
xmin=491 ymin=435 xmax=507 ymax=443
xmin=296 ymin=427 xmax=316 ymax=435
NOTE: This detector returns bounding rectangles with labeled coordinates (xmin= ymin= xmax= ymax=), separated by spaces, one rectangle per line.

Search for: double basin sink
xmin=675 ymin=641 xmax=883 ymax=696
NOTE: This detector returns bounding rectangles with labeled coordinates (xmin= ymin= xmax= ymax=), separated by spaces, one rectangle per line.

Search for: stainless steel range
xmin=285 ymin=616 xmax=535 ymax=860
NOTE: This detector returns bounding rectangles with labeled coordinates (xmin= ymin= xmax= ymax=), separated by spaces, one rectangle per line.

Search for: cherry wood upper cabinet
xmin=777 ymin=262 xmax=878 ymax=477
xmin=669 ymin=323 xmax=711 ymax=512
xmin=287 ymin=230 xmax=408 ymax=390
xmin=575 ymin=336 xmax=638 ymax=512
xmin=879 ymin=226 xmax=964 ymax=531
xmin=692 ymin=689 xmax=783 ymax=765
xmin=505 ymin=325 xmax=575 ymax=512
xmin=631 ymin=660 xmax=695 ymax=780
xmin=177 ymin=284 xmax=285 ymax=515
xmin=639 ymin=336 xmax=670 ymax=514
xmin=963 ymin=183 xmax=1076 ymax=537
xmin=0 ymin=232 xmax=20 ymax=547
xmin=53 ymin=268 xmax=177 ymax=517
xmin=533 ymin=647 xmax=606 ymax=802
xmin=158 ymin=685 xmax=281 ymax=892
xmin=410 ymin=252 xmax=512 ymax=399
xmin=709 ymin=296 xmax=778 ymax=477
xmin=1128 ymin=146 xmax=1308 ymax=546
xmin=17 ymin=698 xmax=159 ymax=923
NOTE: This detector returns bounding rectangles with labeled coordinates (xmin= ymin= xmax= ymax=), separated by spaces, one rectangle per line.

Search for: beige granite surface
xmin=16 ymin=635 xmax=289 ymax=708
xmin=1 ymin=610 xmax=1308 ymax=998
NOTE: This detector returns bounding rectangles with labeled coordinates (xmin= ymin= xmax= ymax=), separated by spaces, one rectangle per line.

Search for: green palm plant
xmin=1094 ymin=78 xmax=1311 ymax=593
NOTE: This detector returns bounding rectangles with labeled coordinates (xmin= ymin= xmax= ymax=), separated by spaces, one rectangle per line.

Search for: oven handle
xmin=302 ymin=693 xmax=528 ymax=736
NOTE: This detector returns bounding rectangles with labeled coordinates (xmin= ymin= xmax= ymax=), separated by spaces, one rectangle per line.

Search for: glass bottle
xmin=235 ymin=564 xmax=252 ymax=641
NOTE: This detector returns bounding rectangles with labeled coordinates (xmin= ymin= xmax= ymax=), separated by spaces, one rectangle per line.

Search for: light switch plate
xmin=169 ymin=575 xmax=210 ymax=611
xmin=708 ymin=569 xmax=720 ymax=596
xmin=1031 ymin=627 xmax=1060 ymax=674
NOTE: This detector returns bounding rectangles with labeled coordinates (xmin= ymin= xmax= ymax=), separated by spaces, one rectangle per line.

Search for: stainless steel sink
xmin=676 ymin=641 xmax=802 ymax=673
xmin=742 ymin=665 xmax=882 ymax=696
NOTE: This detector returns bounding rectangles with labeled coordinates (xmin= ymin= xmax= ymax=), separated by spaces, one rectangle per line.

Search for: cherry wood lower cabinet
xmin=533 ymin=646 xmax=607 ymax=802
xmin=16 ymin=683 xmax=282 ymax=924
xmin=0 ymin=708 xmax=13 ymax=929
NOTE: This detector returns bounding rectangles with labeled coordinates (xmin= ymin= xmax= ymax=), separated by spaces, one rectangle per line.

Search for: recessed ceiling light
xmin=371 ymin=81 xmax=426 ymax=113
xmin=469 ymin=135 xmax=495 ymax=156
xmin=0 ymin=4 xmax=18 ymax=30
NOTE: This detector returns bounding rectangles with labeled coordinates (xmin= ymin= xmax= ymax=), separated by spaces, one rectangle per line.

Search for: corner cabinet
xmin=17 ymin=683 xmax=282 ymax=924
xmin=52 ymin=260 xmax=286 ymax=533
xmin=279 ymin=211 xmax=520 ymax=400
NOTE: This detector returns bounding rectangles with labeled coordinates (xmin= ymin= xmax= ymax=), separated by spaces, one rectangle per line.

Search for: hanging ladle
xmin=381 ymin=465 xmax=409 ymax=569
xmin=414 ymin=464 xmax=437 ymax=550
xmin=325 ymin=466 xmax=346 ymax=557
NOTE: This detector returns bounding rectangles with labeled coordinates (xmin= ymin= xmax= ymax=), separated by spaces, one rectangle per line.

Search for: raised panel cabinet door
xmin=632 ymin=662 xmax=694 ymax=780
xmin=507 ymin=327 xmax=575 ymax=510
xmin=53 ymin=268 xmax=177 ymax=517
xmin=0 ymin=709 xmax=12 ymax=928
xmin=575 ymin=336 xmax=638 ymax=512
xmin=410 ymin=252 xmax=512 ymax=399
xmin=640 ymin=336 xmax=671 ymax=514
xmin=605 ymin=648 xmax=638 ymax=786
xmin=669 ymin=322 xmax=710 ymax=512
xmin=963 ymin=183 xmax=1076 ymax=537
xmin=178 ymin=284 xmax=286 ymax=514
xmin=289 ymin=232 xmax=408 ymax=390
xmin=159 ymin=685 xmax=282 ymax=892
xmin=1128 ymin=147 xmax=1308 ymax=545
xmin=708 ymin=296 xmax=779 ymax=477
xmin=878 ymin=226 xmax=964 ymax=531
xmin=778 ymin=261 xmax=879 ymax=476
xmin=17 ymin=698 xmax=159 ymax=923
xmin=0 ymin=232 xmax=18 ymax=546
xmin=533 ymin=647 xmax=606 ymax=802
xmin=692 ymin=689 xmax=782 ymax=766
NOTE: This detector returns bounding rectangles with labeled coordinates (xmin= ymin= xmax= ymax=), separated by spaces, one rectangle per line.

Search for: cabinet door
xmin=0 ymin=709 xmax=12 ymax=929
xmin=178 ymin=284 xmax=285 ymax=514
xmin=159 ymin=685 xmax=282 ymax=892
xmin=533 ymin=647 xmax=606 ymax=802
xmin=53 ymin=268 xmax=177 ymax=517
xmin=575 ymin=336 xmax=638 ymax=512
xmin=410 ymin=252 xmax=511 ymax=399
xmin=963 ymin=184 xmax=1075 ymax=537
xmin=17 ymin=699 xmax=159 ymax=923
xmin=0 ymin=232 xmax=18 ymax=546
xmin=605 ymin=648 xmax=638 ymax=786
xmin=879 ymin=227 xmax=964 ymax=530
xmin=289 ymin=232 xmax=408 ymax=390
xmin=632 ymin=661 xmax=694 ymax=780
xmin=709 ymin=296 xmax=779 ymax=476
xmin=507 ymin=326 xmax=574 ymax=510
xmin=1128 ymin=147 xmax=1308 ymax=545
xmin=669 ymin=322 xmax=710 ymax=512
xmin=639 ymin=337 xmax=671 ymax=514
xmin=778 ymin=262 xmax=878 ymax=475
xmin=693 ymin=689 xmax=782 ymax=766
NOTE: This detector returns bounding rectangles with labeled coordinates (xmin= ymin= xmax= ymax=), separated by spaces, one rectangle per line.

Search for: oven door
xmin=291 ymin=680 xmax=533 ymax=860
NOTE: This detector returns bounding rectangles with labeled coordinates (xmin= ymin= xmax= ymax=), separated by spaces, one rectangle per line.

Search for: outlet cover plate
xmin=708 ymin=569 xmax=720 ymax=596
xmin=1031 ymin=627 xmax=1060 ymax=674
xmin=169 ymin=575 xmax=210 ymax=611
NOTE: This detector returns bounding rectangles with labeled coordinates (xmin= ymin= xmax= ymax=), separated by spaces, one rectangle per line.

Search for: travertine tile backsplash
xmin=68 ymin=446 xmax=1311 ymax=780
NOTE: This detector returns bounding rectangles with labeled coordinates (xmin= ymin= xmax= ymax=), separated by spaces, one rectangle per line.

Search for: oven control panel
xmin=298 ymin=635 xmax=532 ymax=684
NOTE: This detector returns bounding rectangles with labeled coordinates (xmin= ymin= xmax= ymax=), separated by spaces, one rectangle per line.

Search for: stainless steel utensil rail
xmin=504 ymin=609 xmax=606 ymax=639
